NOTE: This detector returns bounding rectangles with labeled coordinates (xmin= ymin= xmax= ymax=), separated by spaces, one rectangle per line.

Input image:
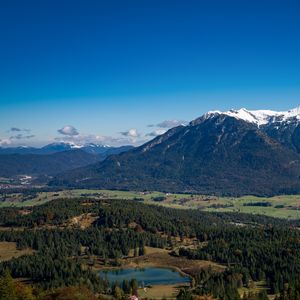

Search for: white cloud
xmin=1 ymin=119 xmax=185 ymax=148
xmin=0 ymin=138 xmax=12 ymax=146
xmin=58 ymin=125 xmax=79 ymax=136
xmin=120 ymin=128 xmax=140 ymax=138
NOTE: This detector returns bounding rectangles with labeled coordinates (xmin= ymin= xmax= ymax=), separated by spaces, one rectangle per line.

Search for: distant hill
xmin=0 ymin=143 xmax=133 ymax=156
xmin=0 ymin=150 xmax=103 ymax=177
xmin=50 ymin=108 xmax=300 ymax=196
xmin=0 ymin=143 xmax=134 ymax=180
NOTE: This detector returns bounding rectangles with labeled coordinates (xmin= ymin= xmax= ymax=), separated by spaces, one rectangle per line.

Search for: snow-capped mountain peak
xmin=204 ymin=107 xmax=300 ymax=127
xmin=44 ymin=142 xmax=110 ymax=150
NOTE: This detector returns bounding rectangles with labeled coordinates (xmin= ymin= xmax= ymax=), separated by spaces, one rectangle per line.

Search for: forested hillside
xmin=51 ymin=115 xmax=300 ymax=196
xmin=0 ymin=197 xmax=300 ymax=299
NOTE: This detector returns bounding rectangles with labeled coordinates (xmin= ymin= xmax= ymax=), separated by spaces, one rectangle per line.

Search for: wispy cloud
xmin=10 ymin=127 xmax=22 ymax=132
xmin=11 ymin=134 xmax=35 ymax=140
xmin=9 ymin=127 xmax=31 ymax=133
xmin=148 ymin=119 xmax=187 ymax=129
xmin=146 ymin=129 xmax=167 ymax=137
xmin=0 ymin=132 xmax=35 ymax=146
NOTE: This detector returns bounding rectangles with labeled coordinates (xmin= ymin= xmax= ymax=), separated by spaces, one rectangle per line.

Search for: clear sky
xmin=0 ymin=0 xmax=300 ymax=147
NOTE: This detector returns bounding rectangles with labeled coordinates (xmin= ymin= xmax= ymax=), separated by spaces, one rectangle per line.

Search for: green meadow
xmin=1 ymin=189 xmax=300 ymax=219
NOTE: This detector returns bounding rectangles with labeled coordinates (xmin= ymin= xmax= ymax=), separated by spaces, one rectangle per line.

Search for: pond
xmin=99 ymin=267 xmax=190 ymax=286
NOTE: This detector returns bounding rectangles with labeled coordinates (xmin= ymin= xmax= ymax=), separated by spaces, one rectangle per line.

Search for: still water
xmin=99 ymin=267 xmax=190 ymax=286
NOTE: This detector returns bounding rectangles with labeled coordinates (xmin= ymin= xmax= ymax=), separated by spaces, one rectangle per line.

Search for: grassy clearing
xmin=238 ymin=280 xmax=277 ymax=300
xmin=2 ymin=189 xmax=300 ymax=219
xmin=0 ymin=242 xmax=34 ymax=262
xmin=138 ymin=284 xmax=184 ymax=299
xmin=0 ymin=189 xmax=167 ymax=207
xmin=146 ymin=193 xmax=300 ymax=219
xmin=67 ymin=213 xmax=99 ymax=229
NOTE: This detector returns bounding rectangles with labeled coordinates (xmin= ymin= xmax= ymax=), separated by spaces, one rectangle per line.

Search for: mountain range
xmin=50 ymin=107 xmax=300 ymax=196
xmin=0 ymin=143 xmax=133 ymax=178
xmin=0 ymin=142 xmax=133 ymax=156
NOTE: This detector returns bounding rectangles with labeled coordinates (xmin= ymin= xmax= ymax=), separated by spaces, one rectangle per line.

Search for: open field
xmin=0 ymin=189 xmax=166 ymax=207
xmin=137 ymin=284 xmax=184 ymax=299
xmin=0 ymin=241 xmax=34 ymax=262
xmin=2 ymin=189 xmax=300 ymax=219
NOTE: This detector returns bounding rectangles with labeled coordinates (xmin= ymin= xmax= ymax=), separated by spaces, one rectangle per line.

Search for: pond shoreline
xmin=99 ymin=266 xmax=191 ymax=287
xmin=97 ymin=263 xmax=192 ymax=281
xmin=93 ymin=246 xmax=224 ymax=280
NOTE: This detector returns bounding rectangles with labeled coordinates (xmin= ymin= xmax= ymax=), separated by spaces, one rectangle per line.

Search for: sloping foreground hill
xmin=50 ymin=114 xmax=300 ymax=196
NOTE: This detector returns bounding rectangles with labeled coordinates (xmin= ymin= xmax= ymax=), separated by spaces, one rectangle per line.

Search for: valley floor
xmin=1 ymin=189 xmax=300 ymax=299
xmin=2 ymin=188 xmax=300 ymax=219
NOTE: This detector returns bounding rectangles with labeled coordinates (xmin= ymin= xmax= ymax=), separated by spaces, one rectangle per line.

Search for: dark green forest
xmin=1 ymin=197 xmax=300 ymax=299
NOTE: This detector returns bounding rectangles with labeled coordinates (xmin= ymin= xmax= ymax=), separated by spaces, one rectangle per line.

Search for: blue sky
xmin=0 ymin=0 xmax=300 ymax=146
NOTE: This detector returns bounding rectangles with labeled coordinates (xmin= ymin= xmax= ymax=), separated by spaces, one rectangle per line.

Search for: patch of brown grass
xmin=68 ymin=213 xmax=98 ymax=229
xmin=0 ymin=242 xmax=34 ymax=262
xmin=17 ymin=209 xmax=32 ymax=216
xmin=138 ymin=284 xmax=186 ymax=299
xmin=0 ymin=226 xmax=25 ymax=231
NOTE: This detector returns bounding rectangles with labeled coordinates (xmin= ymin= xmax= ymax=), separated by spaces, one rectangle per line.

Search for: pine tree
xmin=113 ymin=286 xmax=124 ymax=299
xmin=0 ymin=269 xmax=17 ymax=300
xmin=130 ymin=279 xmax=139 ymax=295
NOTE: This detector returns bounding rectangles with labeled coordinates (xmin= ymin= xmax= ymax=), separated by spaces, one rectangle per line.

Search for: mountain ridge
xmin=0 ymin=144 xmax=134 ymax=180
xmin=0 ymin=149 xmax=101 ymax=177
xmin=50 ymin=108 xmax=300 ymax=196
xmin=0 ymin=142 xmax=133 ymax=156
xmin=203 ymin=106 xmax=300 ymax=127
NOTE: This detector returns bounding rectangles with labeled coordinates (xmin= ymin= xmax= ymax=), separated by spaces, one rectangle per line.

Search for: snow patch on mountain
xmin=204 ymin=107 xmax=300 ymax=126
xmin=45 ymin=142 xmax=110 ymax=149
